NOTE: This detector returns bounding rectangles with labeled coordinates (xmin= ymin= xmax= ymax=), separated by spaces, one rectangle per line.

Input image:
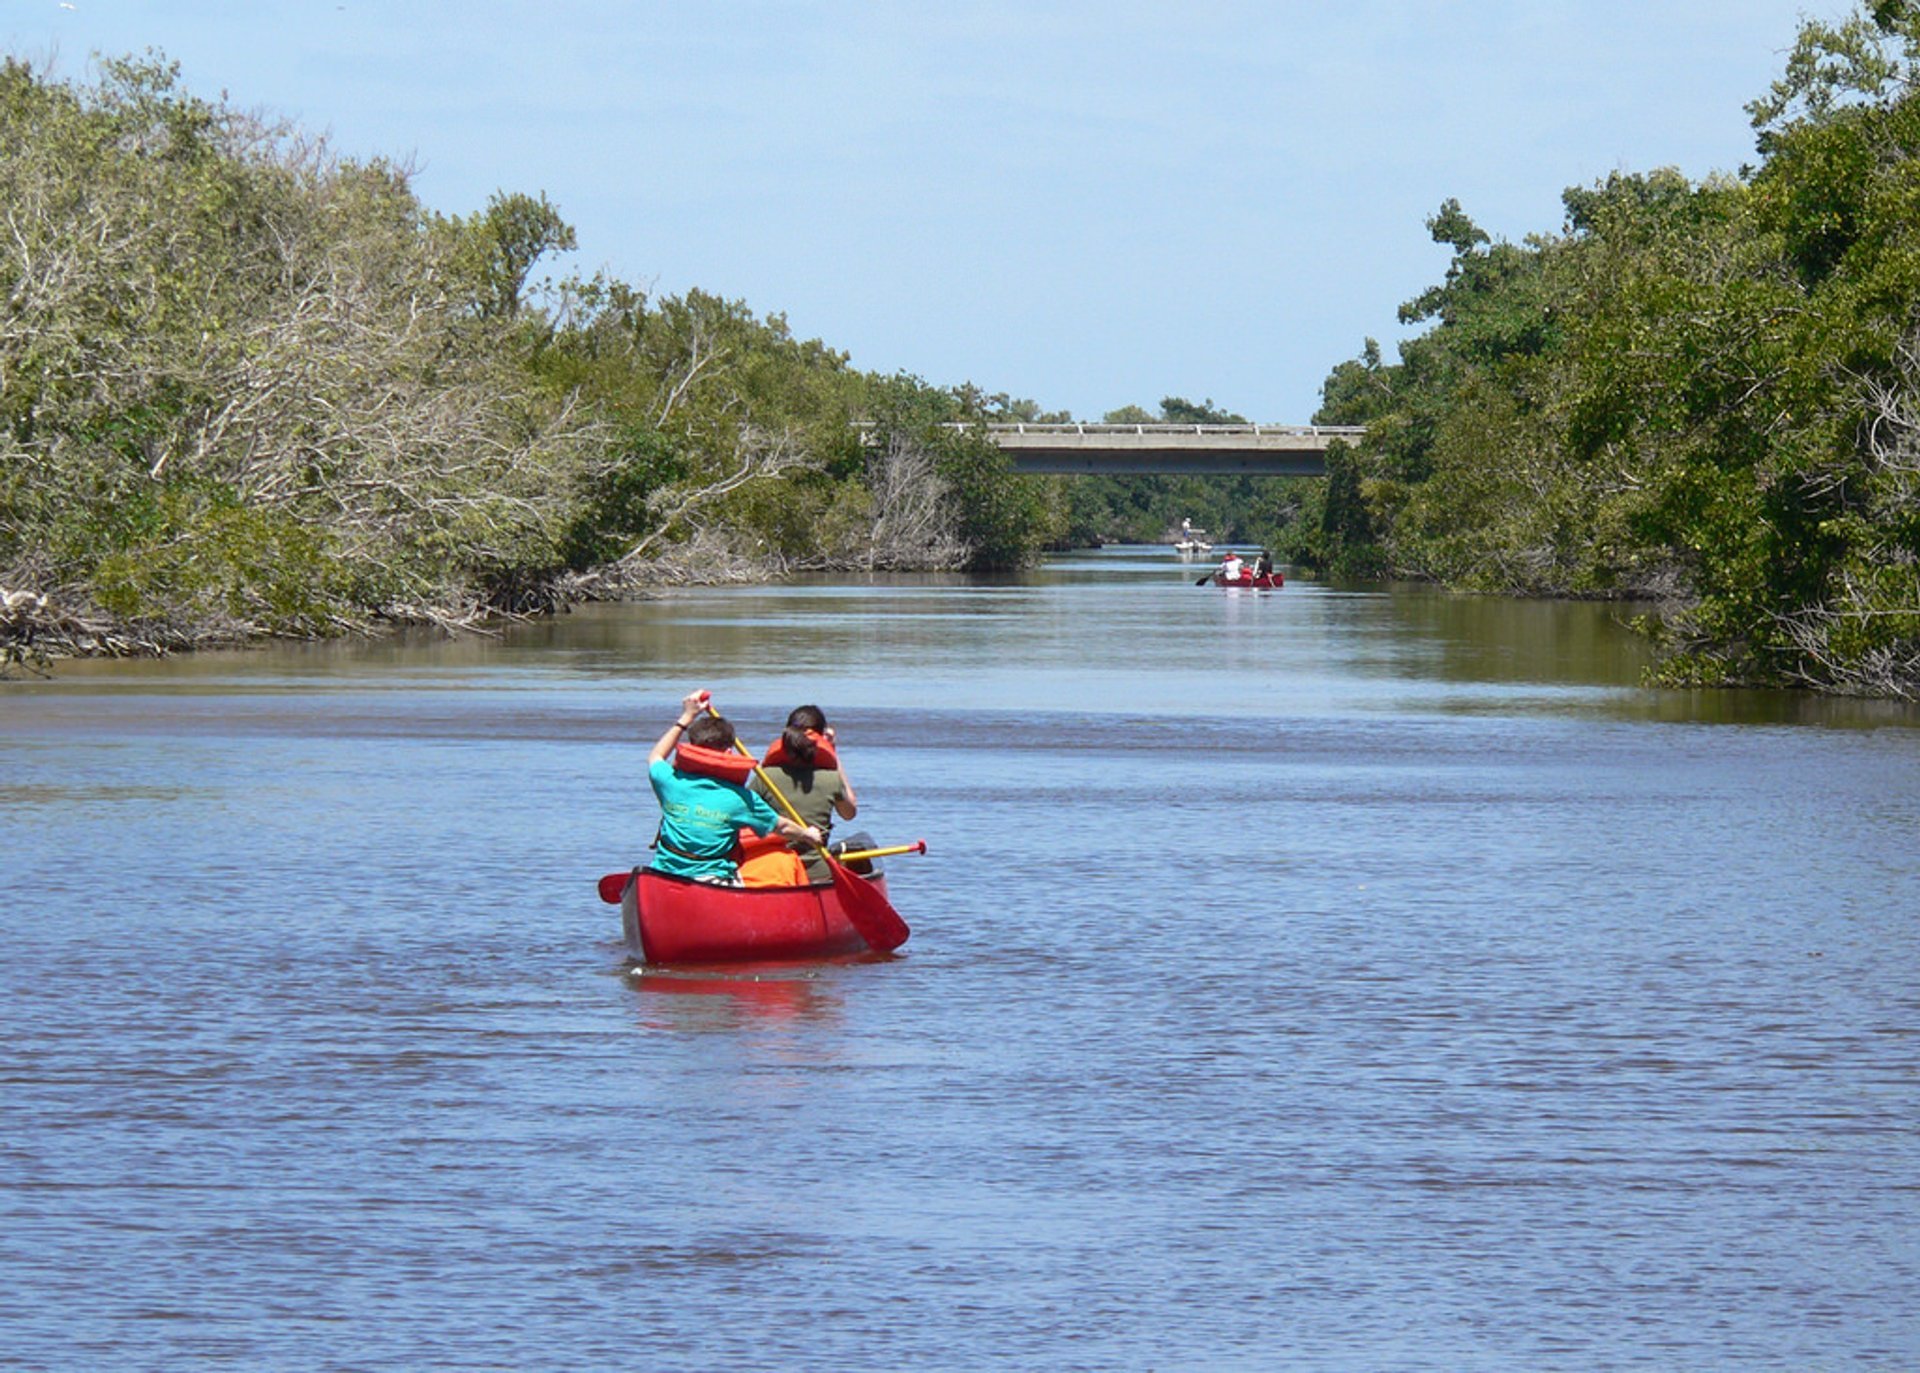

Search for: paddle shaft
xmin=835 ymin=841 xmax=926 ymax=862
xmin=708 ymin=706 xmax=815 ymax=837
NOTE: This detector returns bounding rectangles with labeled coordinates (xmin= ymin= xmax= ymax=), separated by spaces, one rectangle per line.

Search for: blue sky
xmin=6 ymin=1 xmax=1851 ymax=421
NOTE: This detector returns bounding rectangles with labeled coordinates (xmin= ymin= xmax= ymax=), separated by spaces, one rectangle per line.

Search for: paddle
xmin=835 ymin=840 xmax=927 ymax=863
xmin=710 ymin=707 xmax=911 ymax=952
xmin=595 ymin=840 xmax=925 ymax=905
xmin=1194 ymin=571 xmax=1215 ymax=586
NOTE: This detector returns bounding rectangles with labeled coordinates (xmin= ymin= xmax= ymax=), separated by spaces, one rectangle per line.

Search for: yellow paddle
xmin=834 ymin=841 xmax=928 ymax=863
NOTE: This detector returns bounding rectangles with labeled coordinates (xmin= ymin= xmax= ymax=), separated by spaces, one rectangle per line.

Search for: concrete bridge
xmin=982 ymin=423 xmax=1362 ymax=476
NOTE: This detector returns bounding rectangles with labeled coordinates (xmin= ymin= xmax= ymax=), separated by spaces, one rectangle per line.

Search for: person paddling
xmin=647 ymin=689 xmax=820 ymax=885
xmin=750 ymin=704 xmax=868 ymax=884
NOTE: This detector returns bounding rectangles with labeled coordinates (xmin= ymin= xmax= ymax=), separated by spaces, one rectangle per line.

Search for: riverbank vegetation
xmin=11 ymin=6 xmax=1920 ymax=700
xmin=1279 ymin=4 xmax=1920 ymax=697
xmin=0 ymin=53 xmax=1055 ymax=669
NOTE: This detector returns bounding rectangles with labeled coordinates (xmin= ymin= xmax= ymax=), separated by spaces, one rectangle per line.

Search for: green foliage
xmin=1158 ymin=396 xmax=1245 ymax=425
xmin=1279 ymin=440 xmax=1385 ymax=579
xmin=443 ymin=190 xmax=578 ymax=320
xmin=935 ymin=439 xmax=1050 ymax=570
xmin=562 ymin=424 xmax=686 ymax=566
xmin=0 ymin=52 xmax=603 ymax=635
xmin=1294 ymin=3 xmax=1920 ymax=694
xmin=2 ymin=50 xmax=1071 ymax=642
xmin=91 ymin=483 xmax=347 ymax=632
xmin=855 ymin=377 xmax=1053 ymax=571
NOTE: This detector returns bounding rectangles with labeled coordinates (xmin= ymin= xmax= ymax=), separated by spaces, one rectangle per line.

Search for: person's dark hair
xmin=782 ymin=704 xmax=829 ymax=766
xmin=685 ymin=715 xmax=734 ymax=750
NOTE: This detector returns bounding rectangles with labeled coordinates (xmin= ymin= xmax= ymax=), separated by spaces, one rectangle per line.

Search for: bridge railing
xmin=851 ymin=421 xmax=1363 ymax=474
xmin=854 ymin=421 xmax=1366 ymax=441
xmin=980 ymin=422 xmax=1366 ymax=438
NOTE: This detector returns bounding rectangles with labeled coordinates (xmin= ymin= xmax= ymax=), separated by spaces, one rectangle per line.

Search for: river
xmin=4 ymin=546 xmax=1918 ymax=1369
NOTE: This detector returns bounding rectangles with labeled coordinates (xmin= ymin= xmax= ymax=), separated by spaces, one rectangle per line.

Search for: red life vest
xmin=761 ymin=730 xmax=838 ymax=771
xmin=673 ymin=742 xmax=756 ymax=785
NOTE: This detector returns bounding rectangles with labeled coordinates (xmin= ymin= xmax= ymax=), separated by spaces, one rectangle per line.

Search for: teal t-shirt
xmin=648 ymin=758 xmax=780 ymax=880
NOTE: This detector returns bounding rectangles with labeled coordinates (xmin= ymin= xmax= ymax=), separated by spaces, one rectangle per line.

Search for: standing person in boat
xmin=751 ymin=704 xmax=869 ymax=884
xmin=647 ymin=689 xmax=820 ymax=885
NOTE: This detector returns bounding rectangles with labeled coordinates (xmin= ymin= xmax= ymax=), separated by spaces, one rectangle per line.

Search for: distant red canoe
xmin=604 ymin=867 xmax=898 ymax=965
xmin=1211 ymin=571 xmax=1282 ymax=588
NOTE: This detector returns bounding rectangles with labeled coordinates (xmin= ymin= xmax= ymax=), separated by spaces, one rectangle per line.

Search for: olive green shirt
xmin=751 ymin=764 xmax=846 ymax=880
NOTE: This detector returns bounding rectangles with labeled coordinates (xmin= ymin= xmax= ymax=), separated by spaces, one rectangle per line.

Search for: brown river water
xmin=3 ymin=546 xmax=1918 ymax=1369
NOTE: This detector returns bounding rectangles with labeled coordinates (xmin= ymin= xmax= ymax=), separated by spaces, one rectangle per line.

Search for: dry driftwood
xmin=1 ymin=587 xmax=190 ymax=674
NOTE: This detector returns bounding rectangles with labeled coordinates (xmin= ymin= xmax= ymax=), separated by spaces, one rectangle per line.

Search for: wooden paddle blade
xmin=598 ymin=871 xmax=632 ymax=905
xmin=826 ymin=855 xmax=910 ymax=952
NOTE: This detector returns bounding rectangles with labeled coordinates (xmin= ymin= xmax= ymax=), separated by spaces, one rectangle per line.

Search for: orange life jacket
xmin=735 ymin=829 xmax=810 ymax=887
xmin=761 ymin=730 xmax=838 ymax=771
xmin=673 ymin=742 xmax=756 ymax=785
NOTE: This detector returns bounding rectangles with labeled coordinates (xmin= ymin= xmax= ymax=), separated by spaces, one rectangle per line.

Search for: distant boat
xmin=1171 ymin=519 xmax=1211 ymax=556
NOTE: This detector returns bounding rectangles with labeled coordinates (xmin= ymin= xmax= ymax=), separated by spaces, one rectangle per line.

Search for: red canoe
xmin=605 ymin=867 xmax=899 ymax=965
xmin=1211 ymin=571 xmax=1282 ymax=588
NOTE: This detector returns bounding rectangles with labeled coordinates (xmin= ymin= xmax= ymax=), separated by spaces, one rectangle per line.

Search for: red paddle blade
xmin=598 ymin=872 xmax=631 ymax=905
xmin=825 ymin=855 xmax=910 ymax=952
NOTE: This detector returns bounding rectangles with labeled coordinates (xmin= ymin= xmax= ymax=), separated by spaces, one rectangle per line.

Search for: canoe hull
xmin=619 ymin=868 xmax=892 ymax=965
xmin=1211 ymin=572 xmax=1282 ymax=588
